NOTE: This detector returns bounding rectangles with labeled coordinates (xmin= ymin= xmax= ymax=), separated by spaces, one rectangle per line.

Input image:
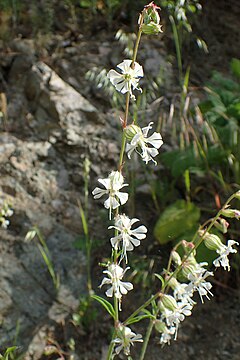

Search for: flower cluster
xmin=0 ymin=203 xmax=13 ymax=229
xmin=156 ymin=259 xmax=213 ymax=345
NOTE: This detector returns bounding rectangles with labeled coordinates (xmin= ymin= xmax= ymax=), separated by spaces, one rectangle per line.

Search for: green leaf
xmin=154 ymin=200 xmax=200 ymax=244
xmin=1 ymin=347 xmax=17 ymax=360
xmin=126 ymin=313 xmax=155 ymax=325
xmin=78 ymin=201 xmax=88 ymax=237
xmin=154 ymin=274 xmax=165 ymax=288
xmin=231 ymin=58 xmax=240 ymax=78
xmin=91 ymin=295 xmax=115 ymax=319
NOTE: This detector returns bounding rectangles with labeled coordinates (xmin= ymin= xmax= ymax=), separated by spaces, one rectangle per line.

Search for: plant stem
xmin=132 ymin=16 xmax=143 ymax=66
xmin=169 ymin=15 xmax=182 ymax=85
xmin=106 ymin=16 xmax=144 ymax=360
xmin=106 ymin=331 xmax=116 ymax=360
xmin=139 ymin=319 xmax=154 ymax=360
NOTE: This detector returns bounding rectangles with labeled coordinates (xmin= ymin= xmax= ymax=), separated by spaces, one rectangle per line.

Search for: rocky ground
xmin=0 ymin=0 xmax=240 ymax=359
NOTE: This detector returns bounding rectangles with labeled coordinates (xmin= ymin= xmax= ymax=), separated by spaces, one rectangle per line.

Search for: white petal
xmin=146 ymin=132 xmax=163 ymax=149
xmin=117 ymin=192 xmax=128 ymax=205
xmin=106 ymin=286 xmax=114 ymax=297
xmin=117 ymin=59 xmax=132 ymax=73
xmin=98 ymin=178 xmax=111 ymax=189
xmin=142 ymin=122 xmax=154 ymax=137
xmin=128 ymin=237 xmax=141 ymax=247
xmin=92 ymin=187 xmax=107 ymax=199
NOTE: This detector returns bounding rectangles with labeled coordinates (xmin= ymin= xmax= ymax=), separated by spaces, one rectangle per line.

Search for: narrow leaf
xmin=154 ymin=273 xmax=165 ymax=288
xmin=91 ymin=295 xmax=115 ymax=318
xmin=126 ymin=314 xmax=155 ymax=325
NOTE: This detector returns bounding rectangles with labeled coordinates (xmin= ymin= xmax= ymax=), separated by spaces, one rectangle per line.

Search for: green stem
xmin=106 ymin=16 xmax=144 ymax=360
xmin=106 ymin=331 xmax=116 ymax=360
xmin=86 ymin=236 xmax=92 ymax=293
xmin=139 ymin=319 xmax=154 ymax=360
xmin=132 ymin=17 xmax=143 ymax=66
xmin=169 ymin=15 xmax=182 ymax=85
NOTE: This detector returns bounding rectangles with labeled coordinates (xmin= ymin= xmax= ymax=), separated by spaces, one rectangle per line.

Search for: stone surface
xmin=0 ymin=55 xmax=120 ymax=358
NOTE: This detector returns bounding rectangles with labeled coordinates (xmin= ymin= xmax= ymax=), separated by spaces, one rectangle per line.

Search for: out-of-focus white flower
xmin=113 ymin=324 xmax=143 ymax=356
xmin=107 ymin=60 xmax=143 ymax=99
xmin=125 ymin=122 xmax=163 ymax=165
xmin=213 ymin=240 xmax=239 ymax=271
xmin=108 ymin=214 xmax=147 ymax=263
xmin=0 ymin=218 xmax=10 ymax=229
xmin=92 ymin=171 xmax=128 ymax=219
xmin=99 ymin=264 xmax=133 ymax=301
xmin=186 ymin=264 xmax=213 ymax=303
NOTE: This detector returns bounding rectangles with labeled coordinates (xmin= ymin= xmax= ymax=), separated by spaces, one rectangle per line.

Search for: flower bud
xmin=181 ymin=262 xmax=197 ymax=279
xmin=124 ymin=124 xmax=141 ymax=141
xmin=213 ymin=218 xmax=229 ymax=234
xmin=141 ymin=2 xmax=163 ymax=35
xmin=167 ymin=276 xmax=179 ymax=291
xmin=159 ymin=294 xmax=177 ymax=311
xmin=142 ymin=22 xmax=163 ymax=35
xmin=221 ymin=208 xmax=240 ymax=219
xmin=143 ymin=2 xmax=161 ymax=25
xmin=234 ymin=190 xmax=240 ymax=200
xmin=171 ymin=250 xmax=182 ymax=266
xmin=202 ymin=232 xmax=223 ymax=251
xmin=154 ymin=320 xmax=167 ymax=333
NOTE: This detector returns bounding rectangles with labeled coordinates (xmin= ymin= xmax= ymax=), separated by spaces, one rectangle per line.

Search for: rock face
xmin=0 ymin=53 xmax=120 ymax=358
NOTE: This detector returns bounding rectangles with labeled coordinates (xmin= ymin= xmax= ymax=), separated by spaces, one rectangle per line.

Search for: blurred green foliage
xmin=0 ymin=0 xmax=152 ymax=37
xmin=199 ymin=58 xmax=240 ymax=184
xmin=154 ymin=199 xmax=200 ymax=244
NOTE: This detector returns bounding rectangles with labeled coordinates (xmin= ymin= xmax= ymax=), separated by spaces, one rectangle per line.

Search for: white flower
xmin=107 ymin=59 xmax=143 ymax=99
xmin=173 ymin=282 xmax=196 ymax=306
xmin=92 ymin=171 xmax=128 ymax=219
xmin=126 ymin=122 xmax=163 ymax=165
xmin=0 ymin=218 xmax=10 ymax=229
xmin=99 ymin=264 xmax=133 ymax=301
xmin=213 ymin=240 xmax=239 ymax=271
xmin=161 ymin=301 xmax=193 ymax=340
xmin=159 ymin=326 xmax=176 ymax=346
xmin=113 ymin=324 xmax=143 ymax=356
xmin=186 ymin=264 xmax=214 ymax=303
xmin=108 ymin=214 xmax=147 ymax=263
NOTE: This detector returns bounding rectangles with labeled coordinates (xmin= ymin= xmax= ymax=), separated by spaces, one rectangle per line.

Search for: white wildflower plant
xmin=91 ymin=3 xmax=240 ymax=359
